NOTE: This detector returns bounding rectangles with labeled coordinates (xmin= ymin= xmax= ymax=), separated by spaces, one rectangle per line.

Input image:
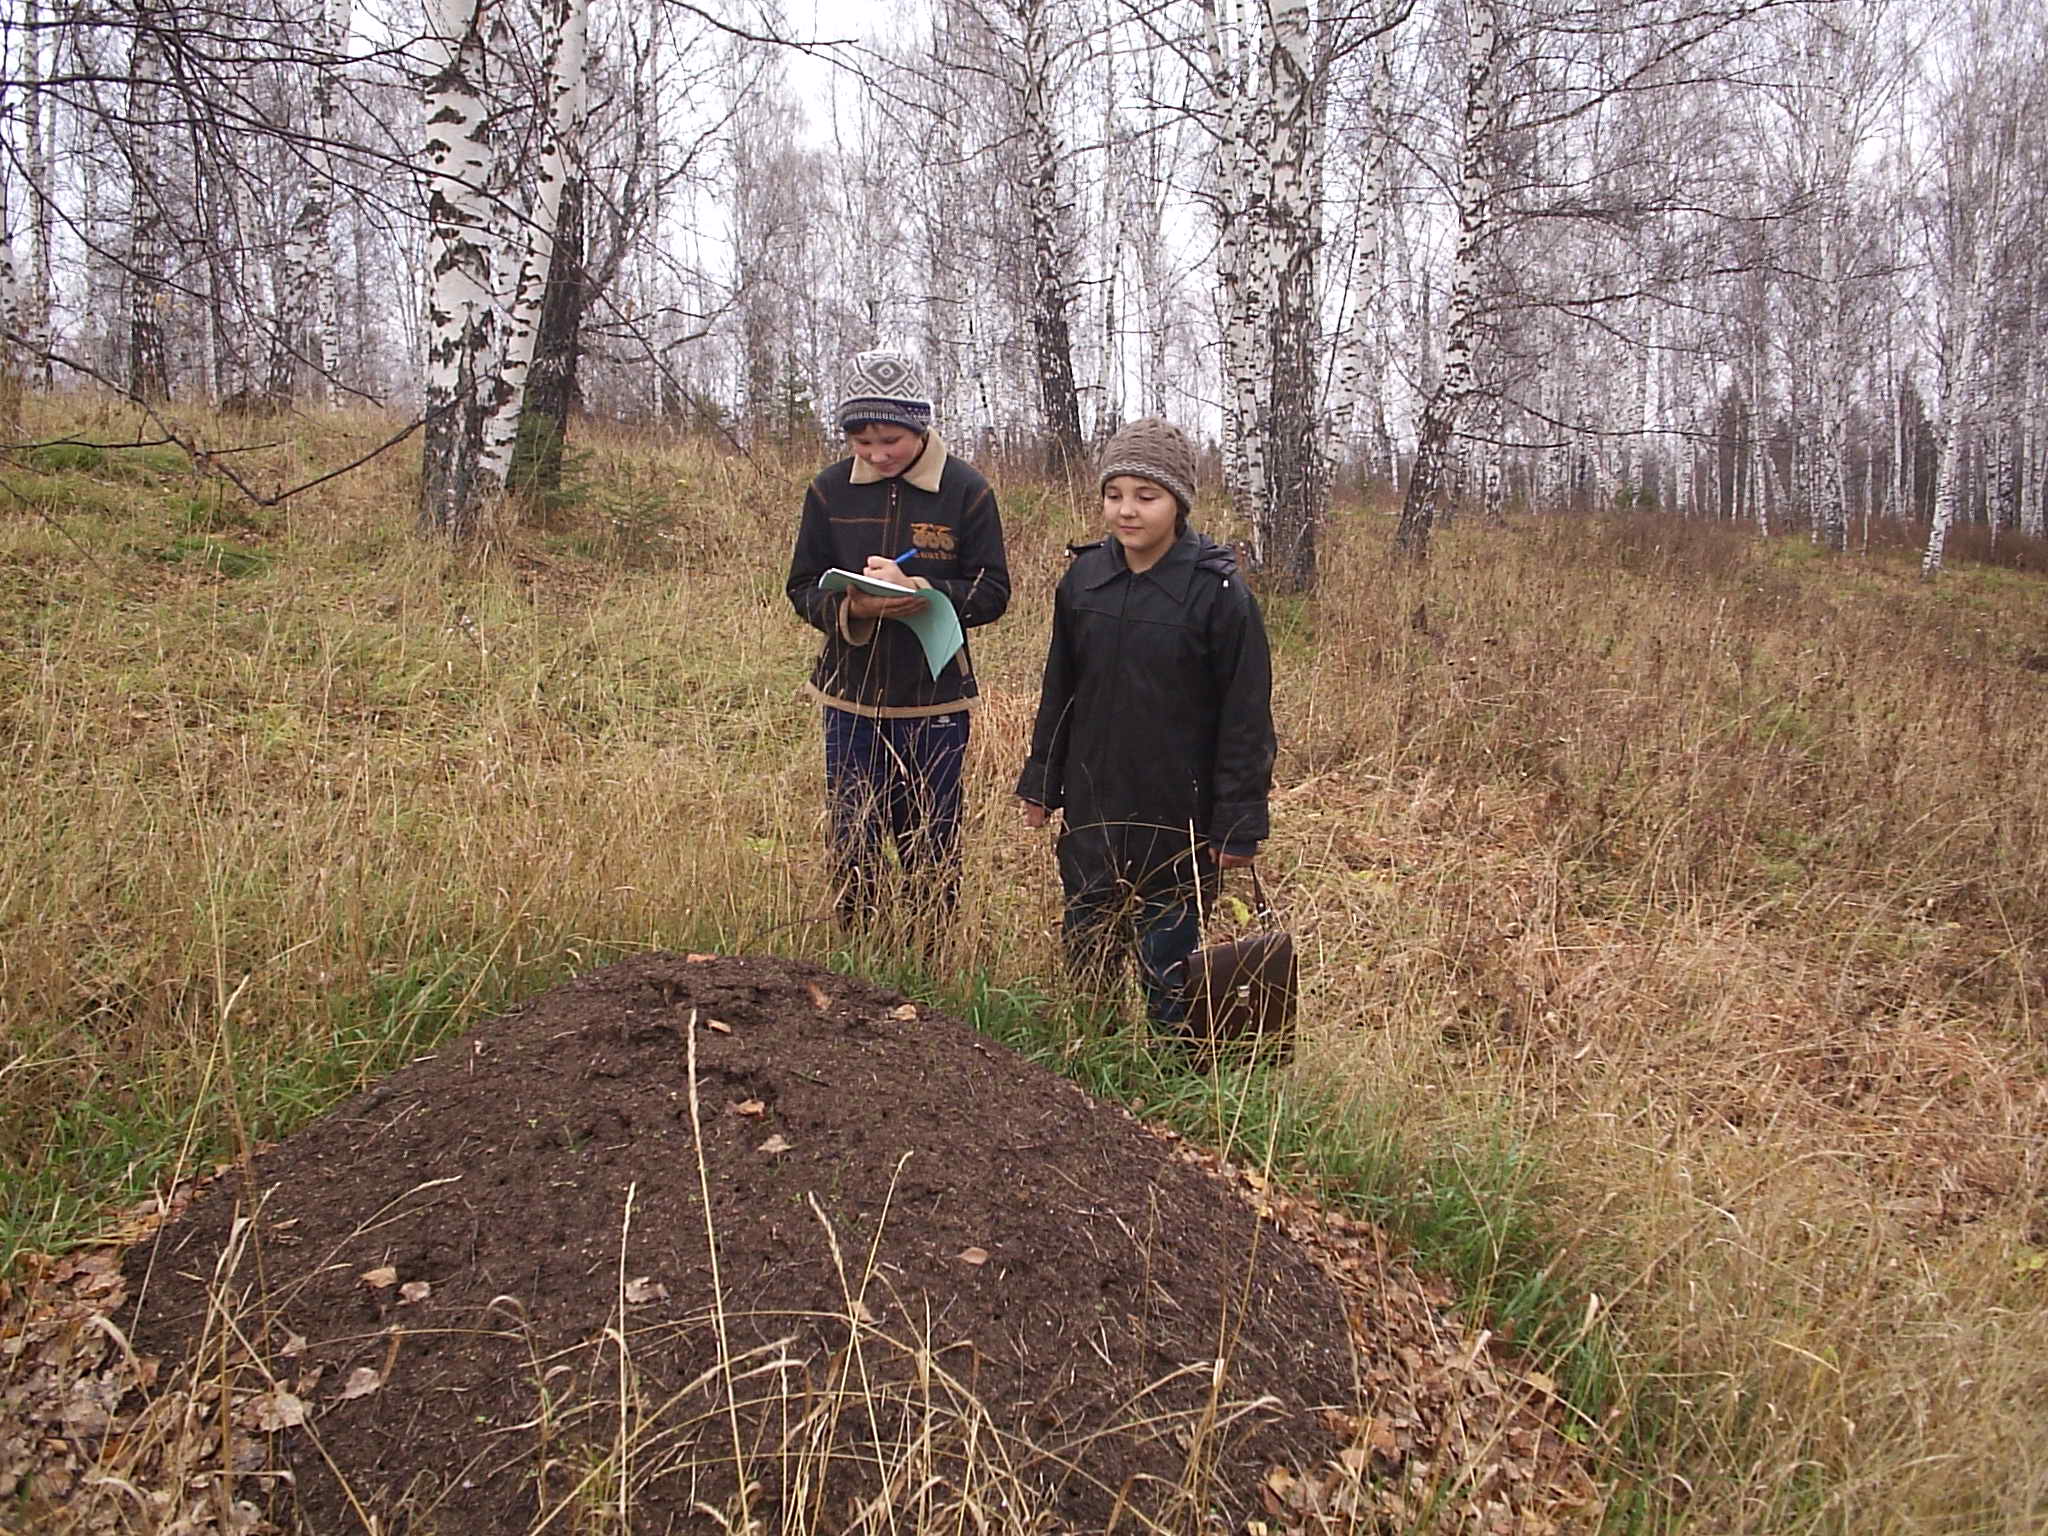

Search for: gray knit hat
xmin=837 ymin=349 xmax=933 ymax=433
xmin=1098 ymin=417 xmax=1197 ymax=515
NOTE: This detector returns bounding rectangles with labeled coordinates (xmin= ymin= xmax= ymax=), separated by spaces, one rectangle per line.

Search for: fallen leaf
xmin=686 ymin=953 xmax=718 ymax=963
xmin=338 ymin=1368 xmax=382 ymax=1401
xmin=731 ymin=1099 xmax=765 ymax=1117
xmin=703 ymin=1018 xmax=732 ymax=1034
xmin=806 ymin=983 xmax=832 ymax=1012
xmin=624 ymin=1276 xmax=669 ymax=1304
xmin=280 ymin=1332 xmax=307 ymax=1358
xmin=957 ymin=1247 xmax=989 ymax=1266
xmin=399 ymin=1281 xmax=432 ymax=1304
xmin=891 ymin=1003 xmax=919 ymax=1021
xmin=1261 ymin=1465 xmax=1300 ymax=1517
xmin=852 ymin=1300 xmax=878 ymax=1323
xmin=758 ymin=1134 xmax=792 ymax=1154
xmin=360 ymin=1266 xmax=398 ymax=1290
xmin=250 ymin=1390 xmax=307 ymax=1432
xmin=59 ymin=1391 xmax=110 ymax=1437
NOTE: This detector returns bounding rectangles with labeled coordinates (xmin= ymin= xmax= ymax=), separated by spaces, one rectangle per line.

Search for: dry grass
xmin=4 ymin=396 xmax=2048 ymax=1531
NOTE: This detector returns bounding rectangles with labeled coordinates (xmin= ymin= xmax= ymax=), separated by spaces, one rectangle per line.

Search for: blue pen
xmin=892 ymin=546 xmax=919 ymax=565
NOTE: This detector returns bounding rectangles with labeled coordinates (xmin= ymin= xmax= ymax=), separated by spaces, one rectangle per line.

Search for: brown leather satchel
xmin=1181 ymin=867 xmax=1297 ymax=1070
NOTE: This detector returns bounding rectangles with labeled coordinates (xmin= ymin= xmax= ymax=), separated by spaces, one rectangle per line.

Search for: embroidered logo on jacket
xmin=910 ymin=522 xmax=957 ymax=555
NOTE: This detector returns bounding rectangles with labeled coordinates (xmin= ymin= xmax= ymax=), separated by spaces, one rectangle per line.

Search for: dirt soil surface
xmin=3 ymin=953 xmax=1602 ymax=1534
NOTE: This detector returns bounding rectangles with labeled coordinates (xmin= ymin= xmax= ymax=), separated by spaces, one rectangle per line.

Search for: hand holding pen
xmin=848 ymin=546 xmax=928 ymax=620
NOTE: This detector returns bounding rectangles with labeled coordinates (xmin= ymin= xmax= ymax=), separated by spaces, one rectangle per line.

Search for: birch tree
xmin=1203 ymin=0 xmax=1269 ymax=529
xmin=125 ymin=0 xmax=171 ymax=401
xmin=0 ymin=226 xmax=24 ymax=432
xmin=417 ymin=0 xmax=594 ymax=534
xmin=1258 ymin=0 xmax=1323 ymax=585
xmin=1019 ymin=0 xmax=1086 ymax=468
xmin=309 ymin=0 xmax=352 ymax=406
xmin=21 ymin=0 xmax=54 ymax=383
xmin=1324 ymin=33 xmax=1393 ymax=475
xmin=1394 ymin=0 xmax=1496 ymax=559
xmin=1198 ymin=0 xmax=1329 ymax=587
xmin=1917 ymin=0 xmax=2039 ymax=576
xmin=483 ymin=0 xmax=588 ymax=481
xmin=419 ymin=0 xmax=500 ymax=535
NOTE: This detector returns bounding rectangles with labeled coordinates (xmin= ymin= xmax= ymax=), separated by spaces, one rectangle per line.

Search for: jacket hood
xmin=1191 ymin=532 xmax=1241 ymax=579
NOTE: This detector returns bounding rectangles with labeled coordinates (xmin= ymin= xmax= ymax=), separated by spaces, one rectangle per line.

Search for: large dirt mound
xmin=120 ymin=953 xmax=1365 ymax=1532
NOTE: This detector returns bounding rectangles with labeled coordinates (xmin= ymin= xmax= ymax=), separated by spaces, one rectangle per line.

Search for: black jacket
xmin=786 ymin=433 xmax=1010 ymax=717
xmin=1017 ymin=529 xmax=1275 ymax=885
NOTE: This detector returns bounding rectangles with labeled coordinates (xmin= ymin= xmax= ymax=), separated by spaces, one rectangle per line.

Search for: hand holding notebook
xmin=818 ymin=566 xmax=965 ymax=680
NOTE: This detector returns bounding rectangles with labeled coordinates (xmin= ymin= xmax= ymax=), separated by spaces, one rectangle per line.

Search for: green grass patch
xmin=0 ymin=947 xmax=499 ymax=1271
xmin=23 ymin=442 xmax=108 ymax=474
xmin=140 ymin=535 xmax=274 ymax=578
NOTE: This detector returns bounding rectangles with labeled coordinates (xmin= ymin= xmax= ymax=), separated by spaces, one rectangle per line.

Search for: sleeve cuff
xmin=1016 ymin=763 xmax=1058 ymax=808
xmin=836 ymin=593 xmax=878 ymax=645
xmin=1209 ymin=801 xmax=1269 ymax=850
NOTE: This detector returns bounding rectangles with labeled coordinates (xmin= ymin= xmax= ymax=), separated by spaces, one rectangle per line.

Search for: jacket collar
xmin=848 ymin=430 xmax=948 ymax=492
xmin=1080 ymin=527 xmax=1200 ymax=600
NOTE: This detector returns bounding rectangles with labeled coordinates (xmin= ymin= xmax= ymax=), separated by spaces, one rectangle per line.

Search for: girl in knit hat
xmin=1016 ymin=418 xmax=1275 ymax=1038
xmin=786 ymin=349 xmax=1010 ymax=937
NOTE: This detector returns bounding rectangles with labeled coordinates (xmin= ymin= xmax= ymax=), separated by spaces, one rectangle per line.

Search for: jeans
xmin=1058 ymin=836 xmax=1215 ymax=1028
xmin=823 ymin=707 xmax=969 ymax=931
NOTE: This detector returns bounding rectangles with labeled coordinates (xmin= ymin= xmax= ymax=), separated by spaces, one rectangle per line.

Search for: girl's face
xmin=1102 ymin=475 xmax=1180 ymax=571
xmin=846 ymin=423 xmax=925 ymax=478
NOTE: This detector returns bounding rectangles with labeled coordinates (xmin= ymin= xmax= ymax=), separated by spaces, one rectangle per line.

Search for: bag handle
xmin=1232 ymin=862 xmax=1281 ymax=925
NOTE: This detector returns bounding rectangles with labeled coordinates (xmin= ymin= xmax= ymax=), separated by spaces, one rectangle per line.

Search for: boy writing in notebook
xmin=785 ymin=349 xmax=1010 ymax=933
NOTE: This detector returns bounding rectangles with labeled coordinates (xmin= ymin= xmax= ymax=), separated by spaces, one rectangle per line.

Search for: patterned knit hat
xmin=1098 ymin=417 xmax=1197 ymax=515
xmin=837 ymin=349 xmax=933 ymax=433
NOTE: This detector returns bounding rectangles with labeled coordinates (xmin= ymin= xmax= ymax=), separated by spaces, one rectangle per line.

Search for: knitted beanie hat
xmin=1098 ymin=417 xmax=1198 ymax=515
xmin=837 ymin=349 xmax=933 ymax=433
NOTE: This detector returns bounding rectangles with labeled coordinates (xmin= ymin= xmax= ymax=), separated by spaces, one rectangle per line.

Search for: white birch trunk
xmin=23 ymin=0 xmax=52 ymax=383
xmin=1396 ymin=0 xmax=1498 ymax=556
xmin=480 ymin=0 xmax=588 ymax=489
xmin=126 ymin=5 xmax=171 ymax=400
xmin=2024 ymin=295 xmax=2044 ymax=539
xmin=1923 ymin=251 xmax=1987 ymax=577
xmin=1625 ymin=296 xmax=1651 ymax=496
xmin=0 ymin=231 xmax=25 ymax=432
xmin=1021 ymin=0 xmax=1084 ymax=468
xmin=1095 ymin=14 xmax=1121 ymax=437
xmin=420 ymin=0 xmax=502 ymax=536
xmin=1481 ymin=382 xmax=1505 ymax=522
xmin=1257 ymin=0 xmax=1322 ymax=585
xmin=1543 ymin=352 xmax=1568 ymax=511
xmin=1748 ymin=338 xmax=1770 ymax=536
xmin=1326 ymin=38 xmax=1389 ymax=459
xmin=1206 ymin=0 xmax=1267 ymax=526
xmin=314 ymin=0 xmax=351 ymax=406
xmin=1814 ymin=132 xmax=1852 ymax=549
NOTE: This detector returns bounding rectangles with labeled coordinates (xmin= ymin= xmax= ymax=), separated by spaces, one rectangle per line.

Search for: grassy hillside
xmin=4 ymin=399 xmax=2045 ymax=1532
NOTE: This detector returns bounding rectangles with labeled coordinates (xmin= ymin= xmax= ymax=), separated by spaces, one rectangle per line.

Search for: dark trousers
xmin=824 ymin=707 xmax=969 ymax=931
xmin=1058 ymin=835 xmax=1214 ymax=1028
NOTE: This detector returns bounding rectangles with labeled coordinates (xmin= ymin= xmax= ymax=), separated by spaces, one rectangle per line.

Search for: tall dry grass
xmin=3 ymin=397 xmax=2046 ymax=1531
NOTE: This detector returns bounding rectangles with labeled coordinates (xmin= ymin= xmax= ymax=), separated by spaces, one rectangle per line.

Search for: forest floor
xmin=7 ymin=951 xmax=1596 ymax=1534
xmin=5 ymin=400 xmax=2048 ymax=1532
